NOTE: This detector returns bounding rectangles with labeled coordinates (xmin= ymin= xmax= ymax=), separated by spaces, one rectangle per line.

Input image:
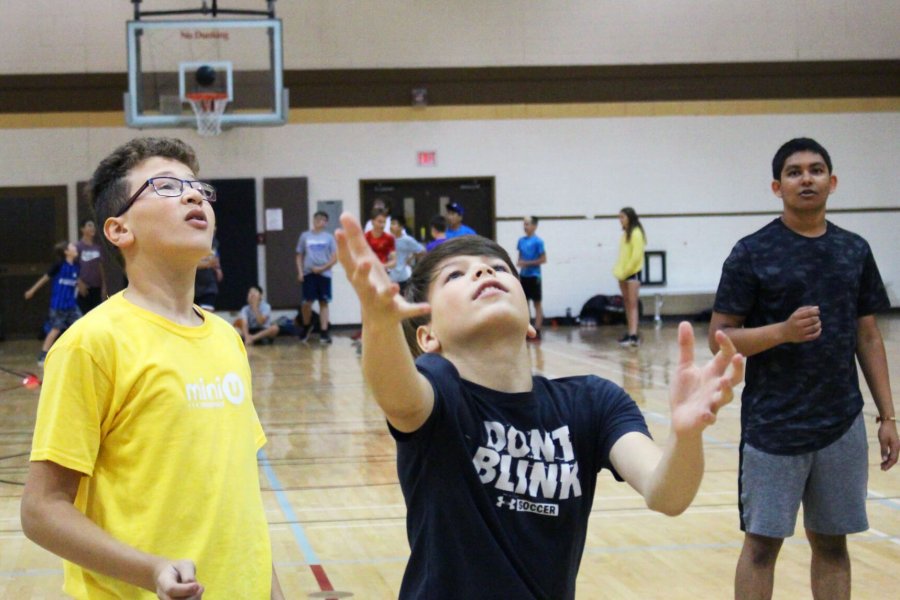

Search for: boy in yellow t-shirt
xmin=21 ymin=137 xmax=283 ymax=599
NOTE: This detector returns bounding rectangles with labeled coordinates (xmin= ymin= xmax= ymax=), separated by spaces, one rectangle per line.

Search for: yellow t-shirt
xmin=612 ymin=227 xmax=646 ymax=281
xmin=31 ymin=292 xmax=271 ymax=599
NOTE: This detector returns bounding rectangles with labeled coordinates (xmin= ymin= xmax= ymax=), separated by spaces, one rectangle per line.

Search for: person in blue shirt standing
xmin=24 ymin=241 xmax=82 ymax=365
xmin=517 ymin=216 xmax=547 ymax=341
xmin=296 ymin=211 xmax=338 ymax=344
xmin=444 ymin=202 xmax=476 ymax=238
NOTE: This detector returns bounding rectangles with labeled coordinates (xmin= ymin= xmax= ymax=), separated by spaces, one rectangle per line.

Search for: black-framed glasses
xmin=115 ymin=177 xmax=217 ymax=217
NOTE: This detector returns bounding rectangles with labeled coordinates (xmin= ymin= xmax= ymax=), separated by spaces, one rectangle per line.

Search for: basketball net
xmin=185 ymin=92 xmax=229 ymax=136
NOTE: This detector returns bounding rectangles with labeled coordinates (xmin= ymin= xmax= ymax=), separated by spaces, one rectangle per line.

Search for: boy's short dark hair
xmin=313 ymin=211 xmax=329 ymax=220
xmin=772 ymin=137 xmax=832 ymax=180
xmin=250 ymin=284 xmax=263 ymax=294
xmin=528 ymin=216 xmax=539 ymax=225
xmin=391 ymin=214 xmax=407 ymax=229
xmin=429 ymin=214 xmax=447 ymax=233
xmin=370 ymin=207 xmax=388 ymax=220
xmin=90 ymin=137 xmax=199 ymax=266
xmin=401 ymin=235 xmax=519 ymax=357
xmin=79 ymin=217 xmax=95 ymax=229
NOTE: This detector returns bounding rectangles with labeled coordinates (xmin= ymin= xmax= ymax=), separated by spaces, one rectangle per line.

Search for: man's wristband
xmin=875 ymin=416 xmax=897 ymax=424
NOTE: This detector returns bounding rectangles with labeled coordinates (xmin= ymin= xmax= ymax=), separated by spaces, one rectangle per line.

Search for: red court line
xmin=310 ymin=563 xmax=336 ymax=593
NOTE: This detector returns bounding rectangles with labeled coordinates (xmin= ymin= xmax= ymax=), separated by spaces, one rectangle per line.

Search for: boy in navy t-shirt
xmin=710 ymin=137 xmax=897 ymax=600
xmin=336 ymin=212 xmax=743 ymax=599
xmin=24 ymin=241 xmax=82 ymax=365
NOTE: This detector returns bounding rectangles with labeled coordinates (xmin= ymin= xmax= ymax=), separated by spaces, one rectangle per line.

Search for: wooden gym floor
xmin=1 ymin=316 xmax=898 ymax=598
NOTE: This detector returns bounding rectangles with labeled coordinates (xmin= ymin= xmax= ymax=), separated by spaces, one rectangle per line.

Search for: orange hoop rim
xmin=185 ymin=92 xmax=230 ymax=102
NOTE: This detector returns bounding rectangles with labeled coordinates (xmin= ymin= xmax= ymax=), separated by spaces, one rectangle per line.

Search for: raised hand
xmin=336 ymin=213 xmax=430 ymax=327
xmin=783 ymin=305 xmax=822 ymax=343
xmin=669 ymin=322 xmax=744 ymax=436
xmin=154 ymin=559 xmax=203 ymax=599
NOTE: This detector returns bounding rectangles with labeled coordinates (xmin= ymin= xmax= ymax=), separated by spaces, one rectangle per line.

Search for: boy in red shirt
xmin=364 ymin=208 xmax=396 ymax=268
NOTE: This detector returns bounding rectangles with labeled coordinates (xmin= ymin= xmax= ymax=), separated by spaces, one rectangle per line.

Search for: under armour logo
xmin=496 ymin=496 xmax=516 ymax=510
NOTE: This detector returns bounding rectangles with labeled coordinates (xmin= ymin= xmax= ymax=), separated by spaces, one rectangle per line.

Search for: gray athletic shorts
xmin=739 ymin=412 xmax=868 ymax=538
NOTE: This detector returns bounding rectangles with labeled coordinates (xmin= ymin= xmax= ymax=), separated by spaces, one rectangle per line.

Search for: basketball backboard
xmin=125 ymin=18 xmax=287 ymax=130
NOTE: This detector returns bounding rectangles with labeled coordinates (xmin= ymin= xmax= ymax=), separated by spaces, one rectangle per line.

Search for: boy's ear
xmin=416 ymin=324 xmax=442 ymax=354
xmin=103 ymin=216 xmax=134 ymax=251
xmin=771 ymin=179 xmax=783 ymax=198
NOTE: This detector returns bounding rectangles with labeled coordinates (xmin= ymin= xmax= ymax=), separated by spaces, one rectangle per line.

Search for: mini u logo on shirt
xmin=185 ymin=373 xmax=245 ymax=408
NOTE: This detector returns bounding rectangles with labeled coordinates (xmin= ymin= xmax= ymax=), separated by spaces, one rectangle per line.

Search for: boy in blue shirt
xmin=24 ymin=241 xmax=81 ymax=365
xmin=516 ymin=216 xmax=546 ymax=341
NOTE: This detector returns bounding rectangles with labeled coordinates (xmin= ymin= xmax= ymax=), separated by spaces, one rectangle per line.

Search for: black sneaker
xmin=297 ymin=323 xmax=311 ymax=342
xmin=629 ymin=334 xmax=641 ymax=347
xmin=617 ymin=334 xmax=632 ymax=346
xmin=319 ymin=331 xmax=332 ymax=345
xmin=37 ymin=350 xmax=47 ymax=366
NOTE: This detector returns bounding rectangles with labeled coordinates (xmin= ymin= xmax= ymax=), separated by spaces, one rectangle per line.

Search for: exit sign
xmin=417 ymin=151 xmax=436 ymax=166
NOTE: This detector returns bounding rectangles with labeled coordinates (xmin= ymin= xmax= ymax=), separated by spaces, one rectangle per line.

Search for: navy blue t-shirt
xmin=389 ymin=353 xmax=650 ymax=600
xmin=714 ymin=218 xmax=889 ymax=454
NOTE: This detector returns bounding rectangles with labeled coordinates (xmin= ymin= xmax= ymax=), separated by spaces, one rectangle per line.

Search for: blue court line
xmin=867 ymin=490 xmax=900 ymax=512
xmin=258 ymin=449 xmax=321 ymax=565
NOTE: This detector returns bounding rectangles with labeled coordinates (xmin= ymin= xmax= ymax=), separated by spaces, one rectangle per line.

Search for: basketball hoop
xmin=185 ymin=92 xmax=230 ymax=136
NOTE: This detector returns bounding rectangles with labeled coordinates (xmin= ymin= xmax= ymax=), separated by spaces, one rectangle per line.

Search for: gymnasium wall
xmin=2 ymin=1 xmax=899 ymax=72
xmin=2 ymin=108 xmax=897 ymax=323
xmin=1 ymin=1 xmax=898 ymax=323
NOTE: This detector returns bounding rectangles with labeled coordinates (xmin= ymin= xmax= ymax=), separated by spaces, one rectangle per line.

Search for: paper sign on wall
xmin=265 ymin=208 xmax=283 ymax=231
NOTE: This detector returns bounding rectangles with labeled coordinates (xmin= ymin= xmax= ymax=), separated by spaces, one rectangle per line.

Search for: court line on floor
xmin=867 ymin=489 xmax=900 ymax=512
xmin=231 ymin=532 xmax=900 ymax=570
xmin=258 ymin=449 xmax=336 ymax=596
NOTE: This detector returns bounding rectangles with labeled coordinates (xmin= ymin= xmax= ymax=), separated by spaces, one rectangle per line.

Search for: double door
xmin=360 ymin=177 xmax=495 ymax=244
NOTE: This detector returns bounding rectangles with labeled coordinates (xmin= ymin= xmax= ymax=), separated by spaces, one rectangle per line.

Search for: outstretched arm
xmin=24 ymin=274 xmax=50 ymax=300
xmin=21 ymin=460 xmax=204 ymax=599
xmin=610 ymin=322 xmax=744 ymax=515
xmin=856 ymin=314 xmax=898 ymax=471
xmin=336 ymin=213 xmax=434 ymax=432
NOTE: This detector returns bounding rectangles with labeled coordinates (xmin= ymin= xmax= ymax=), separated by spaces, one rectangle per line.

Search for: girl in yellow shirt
xmin=612 ymin=207 xmax=646 ymax=346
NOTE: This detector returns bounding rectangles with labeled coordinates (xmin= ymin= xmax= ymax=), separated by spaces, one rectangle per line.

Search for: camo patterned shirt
xmin=714 ymin=218 xmax=889 ymax=454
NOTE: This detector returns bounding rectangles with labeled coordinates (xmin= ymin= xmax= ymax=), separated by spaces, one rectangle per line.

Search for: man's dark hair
xmin=401 ymin=235 xmax=518 ymax=357
xmin=313 ymin=210 xmax=329 ymax=220
xmin=79 ymin=217 xmax=95 ymax=229
xmin=772 ymin=137 xmax=832 ymax=180
xmin=429 ymin=214 xmax=447 ymax=233
xmin=90 ymin=137 xmax=199 ymax=266
xmin=370 ymin=207 xmax=388 ymax=220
